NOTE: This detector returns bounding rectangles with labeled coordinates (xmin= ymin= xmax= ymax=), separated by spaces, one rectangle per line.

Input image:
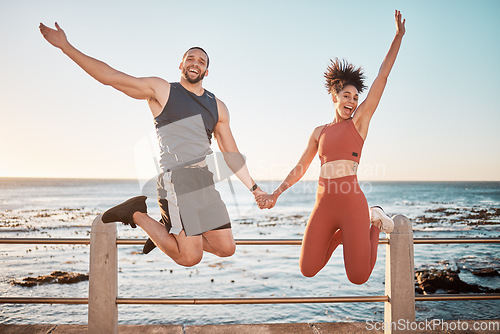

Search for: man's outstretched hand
xmin=39 ymin=22 xmax=69 ymax=50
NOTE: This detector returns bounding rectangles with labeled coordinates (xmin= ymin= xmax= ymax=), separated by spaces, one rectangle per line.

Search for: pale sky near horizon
xmin=1 ymin=0 xmax=499 ymax=181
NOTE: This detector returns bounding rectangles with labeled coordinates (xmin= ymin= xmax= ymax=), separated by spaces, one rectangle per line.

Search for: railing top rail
xmin=413 ymin=237 xmax=500 ymax=244
xmin=1 ymin=293 xmax=499 ymax=305
xmin=415 ymin=293 xmax=500 ymax=301
xmin=0 ymin=237 xmax=499 ymax=245
xmin=116 ymin=296 xmax=390 ymax=304
xmin=0 ymin=297 xmax=88 ymax=304
xmin=0 ymin=238 xmax=91 ymax=245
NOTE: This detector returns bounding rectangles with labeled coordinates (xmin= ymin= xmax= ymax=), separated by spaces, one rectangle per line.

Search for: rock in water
xmin=470 ymin=268 xmax=500 ymax=276
xmin=11 ymin=271 xmax=89 ymax=287
xmin=415 ymin=269 xmax=500 ymax=294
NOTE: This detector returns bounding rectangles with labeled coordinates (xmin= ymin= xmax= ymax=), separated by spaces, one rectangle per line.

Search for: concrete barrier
xmin=89 ymin=215 xmax=118 ymax=334
xmin=384 ymin=215 xmax=416 ymax=334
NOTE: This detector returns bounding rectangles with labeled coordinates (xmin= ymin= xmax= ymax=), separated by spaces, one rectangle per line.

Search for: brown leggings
xmin=299 ymin=175 xmax=380 ymax=284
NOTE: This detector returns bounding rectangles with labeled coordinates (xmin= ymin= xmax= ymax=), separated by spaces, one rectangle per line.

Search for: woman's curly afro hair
xmin=324 ymin=58 xmax=366 ymax=95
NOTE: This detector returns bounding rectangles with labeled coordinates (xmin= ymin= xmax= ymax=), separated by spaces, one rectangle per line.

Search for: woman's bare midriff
xmin=320 ymin=160 xmax=358 ymax=179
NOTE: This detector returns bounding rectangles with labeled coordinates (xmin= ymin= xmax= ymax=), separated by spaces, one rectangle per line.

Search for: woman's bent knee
xmin=346 ymin=271 xmax=370 ymax=285
xmin=300 ymin=264 xmax=320 ymax=278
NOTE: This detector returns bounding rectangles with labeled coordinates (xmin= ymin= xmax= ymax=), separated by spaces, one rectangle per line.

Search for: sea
xmin=0 ymin=177 xmax=499 ymax=325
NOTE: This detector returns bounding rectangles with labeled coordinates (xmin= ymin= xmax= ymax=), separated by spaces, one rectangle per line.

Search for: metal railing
xmin=1 ymin=215 xmax=499 ymax=334
xmin=2 ymin=237 xmax=499 ymax=245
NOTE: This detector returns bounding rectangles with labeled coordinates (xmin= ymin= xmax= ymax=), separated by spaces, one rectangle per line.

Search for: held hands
xmin=252 ymin=188 xmax=270 ymax=209
xmin=254 ymin=191 xmax=279 ymax=210
xmin=39 ymin=22 xmax=69 ymax=50
xmin=395 ymin=10 xmax=406 ymax=36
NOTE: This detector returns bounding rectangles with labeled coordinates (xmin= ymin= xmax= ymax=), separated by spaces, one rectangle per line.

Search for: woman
xmin=258 ymin=10 xmax=405 ymax=284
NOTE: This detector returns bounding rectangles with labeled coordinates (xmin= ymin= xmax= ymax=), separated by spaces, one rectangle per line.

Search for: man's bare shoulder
xmin=215 ymin=97 xmax=230 ymax=123
xmin=144 ymin=76 xmax=170 ymax=90
xmin=145 ymin=77 xmax=171 ymax=116
xmin=216 ymin=97 xmax=229 ymax=112
xmin=215 ymin=97 xmax=227 ymax=109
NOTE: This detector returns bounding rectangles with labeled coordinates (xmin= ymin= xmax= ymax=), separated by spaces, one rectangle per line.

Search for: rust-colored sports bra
xmin=318 ymin=118 xmax=364 ymax=165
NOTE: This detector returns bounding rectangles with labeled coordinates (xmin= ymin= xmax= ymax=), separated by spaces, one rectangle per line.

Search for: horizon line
xmin=1 ymin=176 xmax=499 ymax=183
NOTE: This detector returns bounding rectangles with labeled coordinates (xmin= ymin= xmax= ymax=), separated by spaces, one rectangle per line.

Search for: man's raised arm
xmin=39 ymin=22 xmax=167 ymax=102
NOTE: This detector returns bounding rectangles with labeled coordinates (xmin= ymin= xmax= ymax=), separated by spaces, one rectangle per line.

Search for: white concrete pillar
xmin=89 ymin=215 xmax=118 ymax=334
xmin=384 ymin=215 xmax=415 ymax=334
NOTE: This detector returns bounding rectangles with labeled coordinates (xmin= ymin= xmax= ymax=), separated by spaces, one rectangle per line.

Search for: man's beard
xmin=182 ymin=67 xmax=206 ymax=84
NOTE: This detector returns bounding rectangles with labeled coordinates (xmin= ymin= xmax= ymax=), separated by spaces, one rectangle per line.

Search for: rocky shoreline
xmin=415 ymin=206 xmax=500 ymax=226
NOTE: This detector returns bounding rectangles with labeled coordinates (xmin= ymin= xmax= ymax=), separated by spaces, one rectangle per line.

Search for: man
xmin=39 ymin=22 xmax=266 ymax=267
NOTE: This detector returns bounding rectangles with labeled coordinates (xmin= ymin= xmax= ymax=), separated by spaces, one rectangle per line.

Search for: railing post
xmin=89 ymin=215 xmax=118 ymax=334
xmin=384 ymin=215 xmax=415 ymax=334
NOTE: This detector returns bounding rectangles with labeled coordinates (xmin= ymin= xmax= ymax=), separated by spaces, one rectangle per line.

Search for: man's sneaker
xmin=102 ymin=196 xmax=147 ymax=228
xmin=143 ymin=238 xmax=156 ymax=254
xmin=370 ymin=206 xmax=394 ymax=233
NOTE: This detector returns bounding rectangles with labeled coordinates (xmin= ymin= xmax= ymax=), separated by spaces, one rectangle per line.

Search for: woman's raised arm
xmin=353 ymin=10 xmax=405 ymax=131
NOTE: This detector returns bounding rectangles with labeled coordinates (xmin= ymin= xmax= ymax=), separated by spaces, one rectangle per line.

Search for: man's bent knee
xmin=216 ymin=242 xmax=236 ymax=257
xmin=174 ymin=253 xmax=203 ymax=267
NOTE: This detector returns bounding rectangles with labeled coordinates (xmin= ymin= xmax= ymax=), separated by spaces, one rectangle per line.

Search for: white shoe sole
xmin=371 ymin=207 xmax=394 ymax=233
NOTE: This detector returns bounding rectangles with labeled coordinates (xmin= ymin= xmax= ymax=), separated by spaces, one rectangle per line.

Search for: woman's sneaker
xmin=370 ymin=206 xmax=394 ymax=233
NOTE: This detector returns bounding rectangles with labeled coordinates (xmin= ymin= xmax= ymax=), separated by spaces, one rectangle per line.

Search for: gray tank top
xmin=155 ymin=82 xmax=219 ymax=172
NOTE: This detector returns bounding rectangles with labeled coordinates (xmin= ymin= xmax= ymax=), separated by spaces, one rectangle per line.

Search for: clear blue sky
xmin=1 ymin=0 xmax=499 ymax=181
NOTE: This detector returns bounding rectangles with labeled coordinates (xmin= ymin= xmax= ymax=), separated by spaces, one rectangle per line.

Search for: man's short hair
xmin=183 ymin=47 xmax=210 ymax=68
